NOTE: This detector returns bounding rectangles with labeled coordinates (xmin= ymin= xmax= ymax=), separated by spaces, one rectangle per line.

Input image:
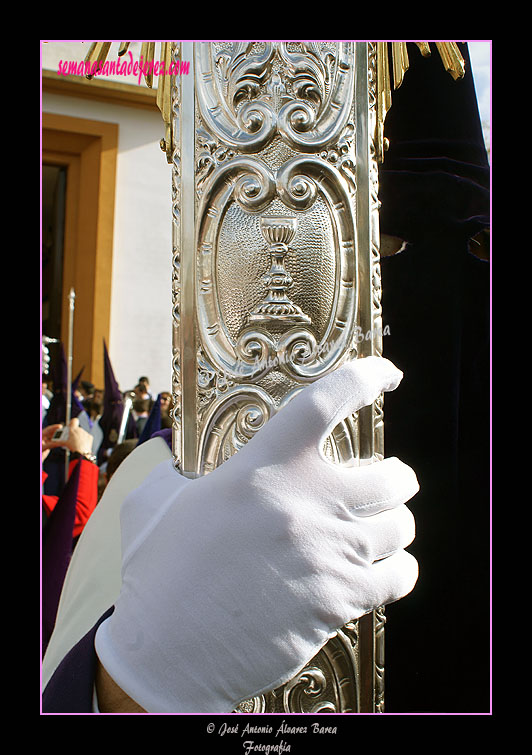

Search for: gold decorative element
xmin=374 ymin=41 xmax=466 ymax=162
xmin=391 ymin=41 xmax=409 ymax=89
xmin=415 ymin=42 xmax=432 ymax=58
xmin=156 ymin=43 xmax=174 ymax=163
xmin=82 ymin=41 xmax=176 ymax=163
xmin=83 ymin=42 xmax=112 ymax=79
xmin=82 ymin=41 xmax=465 ymax=167
xmin=139 ymin=42 xmax=156 ymax=87
xmin=375 ymin=42 xmax=392 ymax=164
xmin=435 ymin=42 xmax=467 ymax=80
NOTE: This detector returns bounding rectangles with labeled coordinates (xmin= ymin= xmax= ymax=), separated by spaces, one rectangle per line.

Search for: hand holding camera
xmin=42 ymin=418 xmax=95 ymax=462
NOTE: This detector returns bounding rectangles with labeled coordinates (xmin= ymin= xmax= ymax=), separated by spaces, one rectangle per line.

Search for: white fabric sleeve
xmin=41 ymin=436 xmax=179 ymax=689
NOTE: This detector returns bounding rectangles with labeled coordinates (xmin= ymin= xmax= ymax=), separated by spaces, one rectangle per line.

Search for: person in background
xmin=77 ymin=381 xmax=95 ymax=402
xmin=159 ymin=392 xmax=173 ymax=429
xmin=137 ymin=376 xmax=152 ymax=400
xmin=97 ymin=439 xmax=139 ymax=501
xmin=132 ymin=398 xmax=152 ymax=436
xmin=106 ymin=439 xmax=138 ymax=483
xmin=133 ymin=383 xmax=150 ymax=401
xmin=93 ymin=388 xmax=104 ymax=403
xmin=83 ymin=396 xmax=103 ymax=425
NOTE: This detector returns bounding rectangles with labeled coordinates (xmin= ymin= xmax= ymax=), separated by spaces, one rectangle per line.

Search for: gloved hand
xmin=95 ymin=356 xmax=419 ymax=713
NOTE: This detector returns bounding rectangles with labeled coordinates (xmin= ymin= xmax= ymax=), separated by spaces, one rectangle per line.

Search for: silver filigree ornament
xmin=248 ymin=216 xmax=311 ymax=324
xmin=172 ymin=41 xmax=385 ymax=712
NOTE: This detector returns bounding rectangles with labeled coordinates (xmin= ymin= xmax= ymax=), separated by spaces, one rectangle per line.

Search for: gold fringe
xmin=392 ymin=41 xmax=409 ymax=90
xmin=435 ymin=41 xmax=466 ymax=80
xmin=80 ymin=41 xmax=466 ymax=166
xmin=83 ymin=42 xmax=112 ymax=80
xmin=375 ymin=41 xmax=466 ymax=161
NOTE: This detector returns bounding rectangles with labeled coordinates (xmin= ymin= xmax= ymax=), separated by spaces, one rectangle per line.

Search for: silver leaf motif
xmin=171 ymin=41 xmax=385 ymax=713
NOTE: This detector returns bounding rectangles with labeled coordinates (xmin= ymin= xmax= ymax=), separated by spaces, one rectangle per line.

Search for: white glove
xmin=95 ymin=356 xmax=419 ymax=713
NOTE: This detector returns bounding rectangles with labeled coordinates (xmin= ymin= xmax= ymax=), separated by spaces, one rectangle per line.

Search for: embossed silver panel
xmin=171 ymin=41 xmax=384 ymax=713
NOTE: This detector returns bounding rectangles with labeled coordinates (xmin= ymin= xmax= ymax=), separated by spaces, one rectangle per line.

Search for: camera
xmin=52 ymin=426 xmax=70 ymax=443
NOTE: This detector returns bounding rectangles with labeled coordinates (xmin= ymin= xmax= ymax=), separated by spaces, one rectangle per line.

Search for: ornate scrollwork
xmin=196 ymin=127 xmax=236 ymax=196
xmin=170 ymin=42 xmax=183 ymax=467
xmin=196 ymin=385 xmax=276 ymax=474
xmin=278 ymin=327 xmax=318 ymax=372
xmin=197 ymin=154 xmax=357 ymax=384
xmin=233 ymin=326 xmax=320 ymax=383
xmin=282 ymin=668 xmax=335 ymax=713
xmin=172 ymin=41 xmax=386 ymax=713
xmin=233 ymin=621 xmax=360 ymax=714
xmin=195 ymin=42 xmax=354 ymax=154
xmin=276 ymin=43 xmax=353 ymax=152
xmin=276 ymin=162 xmax=318 ymax=210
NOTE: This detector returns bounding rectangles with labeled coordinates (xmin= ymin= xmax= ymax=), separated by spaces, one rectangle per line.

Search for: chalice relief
xmin=248 ymin=216 xmax=311 ymax=325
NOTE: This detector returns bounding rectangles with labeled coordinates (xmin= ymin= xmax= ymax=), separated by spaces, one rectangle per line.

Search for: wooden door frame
xmin=42 ymin=112 xmax=118 ymax=389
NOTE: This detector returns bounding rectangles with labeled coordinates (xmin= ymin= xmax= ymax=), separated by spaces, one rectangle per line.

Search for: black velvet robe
xmin=377 ymin=42 xmax=490 ymax=713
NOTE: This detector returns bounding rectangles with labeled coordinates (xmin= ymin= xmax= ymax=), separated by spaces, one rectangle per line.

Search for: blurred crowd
xmin=42 ymin=370 xmax=174 ymax=498
xmin=42 ymin=340 xmax=175 ymax=504
xmin=41 ymin=345 xmax=177 ymax=652
xmin=43 ymin=374 xmax=173 ymax=438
